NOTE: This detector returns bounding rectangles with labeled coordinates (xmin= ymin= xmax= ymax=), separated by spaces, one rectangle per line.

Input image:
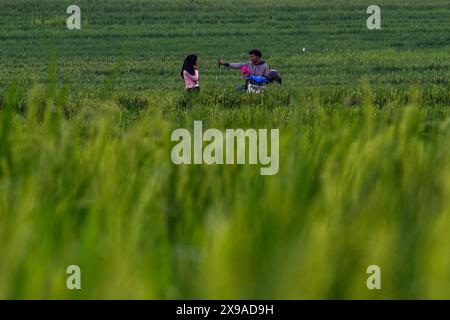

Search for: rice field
xmin=0 ymin=0 xmax=449 ymax=299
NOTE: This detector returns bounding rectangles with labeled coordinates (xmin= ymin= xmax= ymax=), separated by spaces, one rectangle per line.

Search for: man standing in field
xmin=218 ymin=49 xmax=270 ymax=77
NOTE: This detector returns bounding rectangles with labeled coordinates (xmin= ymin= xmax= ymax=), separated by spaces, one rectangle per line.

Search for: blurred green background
xmin=0 ymin=0 xmax=449 ymax=299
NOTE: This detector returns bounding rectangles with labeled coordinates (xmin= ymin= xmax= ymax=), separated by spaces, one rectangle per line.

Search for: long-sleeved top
xmin=183 ymin=70 xmax=199 ymax=89
xmin=224 ymin=60 xmax=270 ymax=77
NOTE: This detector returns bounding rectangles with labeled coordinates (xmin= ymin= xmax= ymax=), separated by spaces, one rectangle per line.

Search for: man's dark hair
xmin=249 ymin=49 xmax=262 ymax=58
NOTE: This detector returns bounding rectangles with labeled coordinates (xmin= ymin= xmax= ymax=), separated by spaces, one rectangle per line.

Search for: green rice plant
xmin=1 ymin=0 xmax=450 ymax=300
xmin=0 ymin=79 xmax=449 ymax=299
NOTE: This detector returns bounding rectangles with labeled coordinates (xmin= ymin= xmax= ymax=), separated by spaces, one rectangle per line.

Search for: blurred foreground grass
xmin=0 ymin=82 xmax=449 ymax=299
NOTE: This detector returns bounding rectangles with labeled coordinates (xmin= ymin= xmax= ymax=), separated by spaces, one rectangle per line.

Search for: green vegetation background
xmin=0 ymin=0 xmax=449 ymax=299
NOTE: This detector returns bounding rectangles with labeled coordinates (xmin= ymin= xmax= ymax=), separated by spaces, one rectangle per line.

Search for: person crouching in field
xmin=181 ymin=54 xmax=200 ymax=92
